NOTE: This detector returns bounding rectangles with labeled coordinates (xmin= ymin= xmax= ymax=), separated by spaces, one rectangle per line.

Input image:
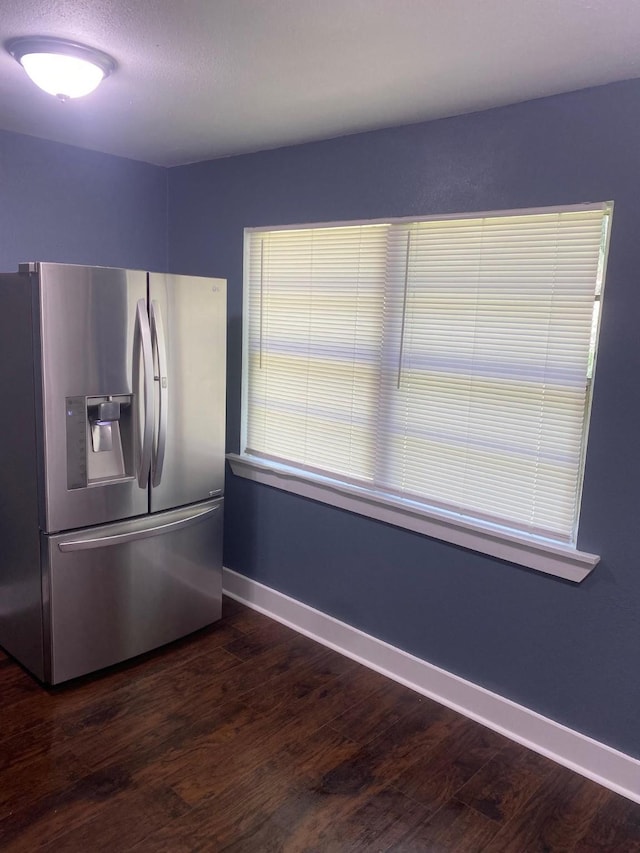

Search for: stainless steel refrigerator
xmin=0 ymin=262 xmax=226 ymax=684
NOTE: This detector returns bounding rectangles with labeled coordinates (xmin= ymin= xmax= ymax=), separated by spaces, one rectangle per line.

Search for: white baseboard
xmin=223 ymin=567 xmax=640 ymax=805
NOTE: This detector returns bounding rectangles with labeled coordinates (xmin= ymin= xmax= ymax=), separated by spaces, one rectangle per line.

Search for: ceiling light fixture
xmin=6 ymin=36 xmax=116 ymax=101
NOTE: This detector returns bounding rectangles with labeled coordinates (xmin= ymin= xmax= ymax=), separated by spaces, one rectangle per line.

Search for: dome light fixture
xmin=6 ymin=36 xmax=116 ymax=101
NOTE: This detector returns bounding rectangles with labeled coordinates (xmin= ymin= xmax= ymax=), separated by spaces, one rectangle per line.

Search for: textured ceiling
xmin=1 ymin=0 xmax=640 ymax=166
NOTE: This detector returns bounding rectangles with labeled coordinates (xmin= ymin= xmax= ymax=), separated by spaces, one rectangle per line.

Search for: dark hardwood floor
xmin=1 ymin=597 xmax=639 ymax=851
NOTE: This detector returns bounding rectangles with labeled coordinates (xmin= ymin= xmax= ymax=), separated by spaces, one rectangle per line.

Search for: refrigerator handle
xmin=136 ymin=298 xmax=154 ymax=488
xmin=58 ymin=503 xmax=220 ymax=551
xmin=150 ymin=300 xmax=168 ymax=487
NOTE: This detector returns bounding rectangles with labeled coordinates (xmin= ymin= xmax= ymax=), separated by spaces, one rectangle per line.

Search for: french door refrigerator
xmin=0 ymin=262 xmax=226 ymax=684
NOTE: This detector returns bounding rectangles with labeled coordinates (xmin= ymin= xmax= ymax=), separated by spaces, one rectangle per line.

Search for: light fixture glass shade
xmin=20 ymin=52 xmax=106 ymax=99
xmin=6 ymin=37 xmax=116 ymax=100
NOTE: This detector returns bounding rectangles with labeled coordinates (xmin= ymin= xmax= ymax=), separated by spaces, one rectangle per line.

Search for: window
xmin=232 ymin=204 xmax=612 ymax=581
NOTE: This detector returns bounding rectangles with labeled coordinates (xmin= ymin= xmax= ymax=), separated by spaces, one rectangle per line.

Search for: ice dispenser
xmin=66 ymin=394 xmax=135 ymax=488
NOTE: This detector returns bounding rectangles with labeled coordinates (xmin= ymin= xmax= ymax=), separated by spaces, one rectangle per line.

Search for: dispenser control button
xmin=65 ymin=395 xmax=88 ymax=490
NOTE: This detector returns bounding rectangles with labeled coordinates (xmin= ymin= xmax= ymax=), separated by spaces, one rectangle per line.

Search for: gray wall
xmin=168 ymin=79 xmax=640 ymax=759
xmin=0 ymin=129 xmax=167 ymax=272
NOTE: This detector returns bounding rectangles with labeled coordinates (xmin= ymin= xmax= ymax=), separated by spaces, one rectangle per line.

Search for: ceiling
xmin=1 ymin=0 xmax=640 ymax=167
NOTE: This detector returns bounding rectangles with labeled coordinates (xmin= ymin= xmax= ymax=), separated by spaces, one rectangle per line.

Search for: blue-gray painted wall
xmin=0 ymin=130 xmax=167 ymax=272
xmin=167 ymin=79 xmax=640 ymax=759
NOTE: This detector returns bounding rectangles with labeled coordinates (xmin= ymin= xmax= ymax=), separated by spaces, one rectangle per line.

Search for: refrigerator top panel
xmin=148 ymin=273 xmax=226 ymax=513
xmin=34 ymin=263 xmax=149 ymax=532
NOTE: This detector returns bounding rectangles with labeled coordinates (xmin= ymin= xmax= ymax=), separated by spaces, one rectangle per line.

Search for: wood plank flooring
xmin=1 ymin=597 xmax=639 ymax=851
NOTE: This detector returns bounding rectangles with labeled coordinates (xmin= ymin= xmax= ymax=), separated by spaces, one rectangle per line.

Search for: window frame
xmin=233 ymin=202 xmax=612 ymax=582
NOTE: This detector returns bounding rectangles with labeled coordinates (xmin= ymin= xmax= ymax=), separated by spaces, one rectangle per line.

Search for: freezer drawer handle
xmin=136 ymin=298 xmax=154 ymax=488
xmin=58 ymin=504 xmax=219 ymax=552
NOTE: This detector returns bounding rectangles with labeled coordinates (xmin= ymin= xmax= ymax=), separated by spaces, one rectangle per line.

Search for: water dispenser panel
xmin=66 ymin=395 xmax=134 ymax=489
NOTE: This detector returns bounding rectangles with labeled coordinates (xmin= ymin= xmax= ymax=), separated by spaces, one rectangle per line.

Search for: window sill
xmin=226 ymin=454 xmax=599 ymax=583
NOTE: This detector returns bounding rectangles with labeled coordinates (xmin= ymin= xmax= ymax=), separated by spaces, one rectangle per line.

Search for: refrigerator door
xmin=44 ymin=498 xmax=223 ymax=684
xmin=148 ymin=273 xmax=226 ymax=513
xmin=35 ymin=263 xmax=150 ymax=533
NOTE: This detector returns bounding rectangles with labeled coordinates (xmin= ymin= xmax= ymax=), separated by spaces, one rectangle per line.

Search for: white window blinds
xmin=245 ymin=224 xmax=388 ymax=481
xmin=244 ymin=205 xmax=610 ymax=546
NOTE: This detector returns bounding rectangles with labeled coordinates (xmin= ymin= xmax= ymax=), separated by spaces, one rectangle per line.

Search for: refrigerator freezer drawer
xmin=43 ymin=499 xmax=223 ymax=684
